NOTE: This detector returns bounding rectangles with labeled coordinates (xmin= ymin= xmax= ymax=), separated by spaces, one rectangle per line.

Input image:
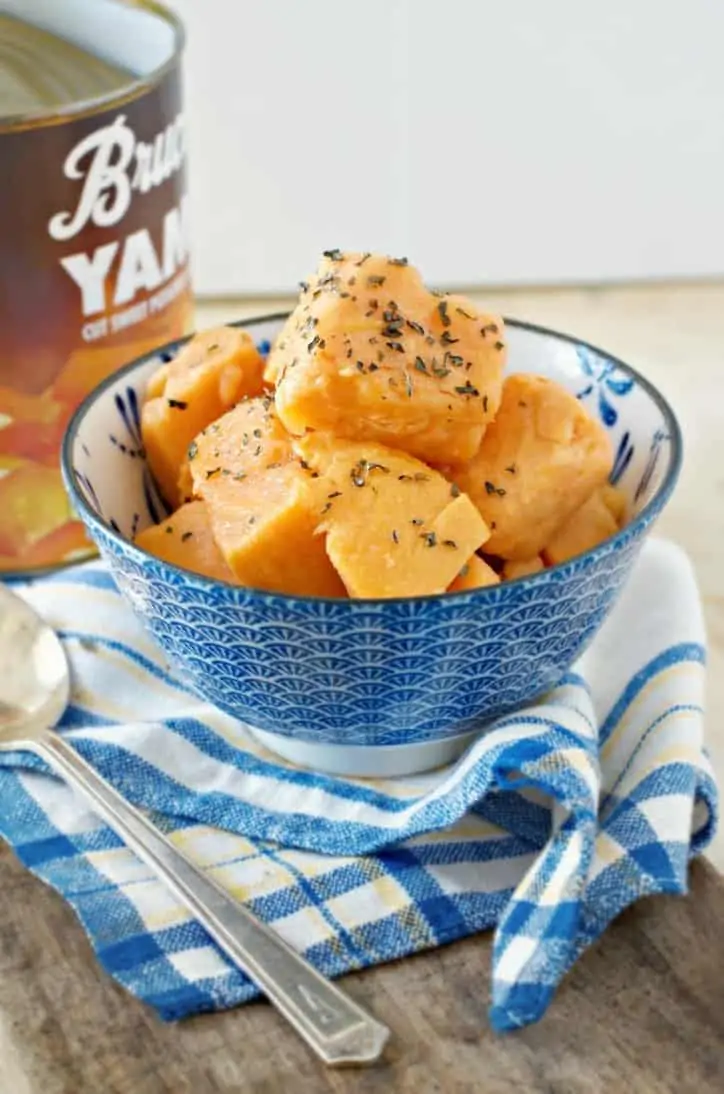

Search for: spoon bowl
xmin=0 ymin=584 xmax=69 ymax=741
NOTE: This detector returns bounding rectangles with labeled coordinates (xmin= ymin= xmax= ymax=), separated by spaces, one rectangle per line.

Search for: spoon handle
xmin=35 ymin=733 xmax=389 ymax=1067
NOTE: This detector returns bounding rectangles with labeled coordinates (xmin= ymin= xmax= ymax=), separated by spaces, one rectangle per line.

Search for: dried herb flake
xmin=455 ymin=381 xmax=480 ymax=397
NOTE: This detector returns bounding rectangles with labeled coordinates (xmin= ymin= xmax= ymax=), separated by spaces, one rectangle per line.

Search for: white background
xmin=168 ymin=0 xmax=724 ymax=296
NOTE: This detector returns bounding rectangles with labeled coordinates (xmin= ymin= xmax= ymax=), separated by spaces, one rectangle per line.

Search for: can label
xmin=0 ymin=65 xmax=193 ymax=574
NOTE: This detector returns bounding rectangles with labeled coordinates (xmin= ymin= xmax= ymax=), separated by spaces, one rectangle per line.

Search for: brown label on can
xmin=0 ymin=63 xmax=193 ymax=575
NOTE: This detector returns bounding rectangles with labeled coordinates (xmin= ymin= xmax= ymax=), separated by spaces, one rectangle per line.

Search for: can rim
xmin=0 ymin=0 xmax=184 ymax=133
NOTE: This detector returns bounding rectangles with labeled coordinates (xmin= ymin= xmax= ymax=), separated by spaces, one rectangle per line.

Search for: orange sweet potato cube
xmin=267 ymin=252 xmax=505 ymax=465
xmin=135 ymin=500 xmax=236 ymax=583
xmin=449 ymin=555 xmax=500 ymax=592
xmin=450 ymin=374 xmax=612 ymax=560
xmin=141 ymin=327 xmax=265 ymax=507
xmin=188 ymin=398 xmax=346 ymax=598
xmin=502 ymin=556 xmax=545 ymax=581
xmin=295 ymin=434 xmax=490 ymax=598
xmin=543 ymin=487 xmax=619 ymax=566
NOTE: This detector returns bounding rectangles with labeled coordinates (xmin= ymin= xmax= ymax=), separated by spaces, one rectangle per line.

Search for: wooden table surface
xmin=2 ymin=841 xmax=723 ymax=1094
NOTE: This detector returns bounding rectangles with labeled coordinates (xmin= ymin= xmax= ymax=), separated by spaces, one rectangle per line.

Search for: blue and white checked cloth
xmin=0 ymin=538 xmax=717 ymax=1032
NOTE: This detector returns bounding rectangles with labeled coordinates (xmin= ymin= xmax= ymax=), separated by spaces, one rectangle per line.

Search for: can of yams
xmin=0 ymin=0 xmax=193 ymax=576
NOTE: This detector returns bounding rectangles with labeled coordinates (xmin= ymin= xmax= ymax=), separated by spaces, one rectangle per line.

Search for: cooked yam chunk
xmin=267 ymin=252 xmax=505 ymax=464
xmin=543 ymin=486 xmax=620 ymax=566
xmin=502 ymin=556 xmax=545 ymax=581
xmin=295 ymin=434 xmax=489 ymax=598
xmin=135 ymin=501 xmax=235 ymax=583
xmin=141 ymin=327 xmax=265 ymax=507
xmin=188 ymin=397 xmax=345 ymax=597
xmin=449 ymin=555 xmax=500 ymax=592
xmin=451 ymin=374 xmax=612 ymax=560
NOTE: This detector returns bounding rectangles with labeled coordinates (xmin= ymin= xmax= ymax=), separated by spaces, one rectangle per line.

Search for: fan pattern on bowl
xmin=96 ymin=519 xmax=642 ymax=744
xmin=63 ymin=318 xmax=680 ymax=747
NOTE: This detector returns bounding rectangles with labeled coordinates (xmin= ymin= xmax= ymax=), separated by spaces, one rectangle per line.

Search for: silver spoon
xmin=0 ymin=584 xmax=389 ymax=1067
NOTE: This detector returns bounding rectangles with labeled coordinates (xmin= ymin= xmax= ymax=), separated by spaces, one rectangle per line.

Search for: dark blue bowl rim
xmin=60 ymin=313 xmax=683 ymax=606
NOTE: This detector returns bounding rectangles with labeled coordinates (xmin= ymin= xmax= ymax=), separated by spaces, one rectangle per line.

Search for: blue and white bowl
xmin=61 ymin=315 xmax=681 ymax=777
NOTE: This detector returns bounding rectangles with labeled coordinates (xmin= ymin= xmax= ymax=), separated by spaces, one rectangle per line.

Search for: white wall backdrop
xmin=168 ymin=0 xmax=724 ymax=295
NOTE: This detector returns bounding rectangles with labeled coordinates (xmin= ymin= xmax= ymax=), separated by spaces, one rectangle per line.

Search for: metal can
xmin=0 ymin=0 xmax=192 ymax=576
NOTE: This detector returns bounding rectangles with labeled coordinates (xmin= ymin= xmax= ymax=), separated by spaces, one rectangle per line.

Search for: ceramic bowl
xmin=61 ymin=315 xmax=681 ymax=776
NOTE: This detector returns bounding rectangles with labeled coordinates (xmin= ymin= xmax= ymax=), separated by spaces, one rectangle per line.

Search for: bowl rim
xmin=60 ymin=312 xmax=683 ymax=606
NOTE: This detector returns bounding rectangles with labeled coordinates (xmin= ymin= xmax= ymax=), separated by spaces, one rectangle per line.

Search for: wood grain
xmin=1 ymin=841 xmax=723 ymax=1094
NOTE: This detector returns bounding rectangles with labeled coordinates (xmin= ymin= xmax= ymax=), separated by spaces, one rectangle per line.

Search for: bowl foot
xmin=247 ymin=726 xmax=481 ymax=778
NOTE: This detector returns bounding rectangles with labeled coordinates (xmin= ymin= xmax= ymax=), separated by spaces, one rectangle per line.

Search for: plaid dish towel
xmin=0 ymin=538 xmax=717 ymax=1032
